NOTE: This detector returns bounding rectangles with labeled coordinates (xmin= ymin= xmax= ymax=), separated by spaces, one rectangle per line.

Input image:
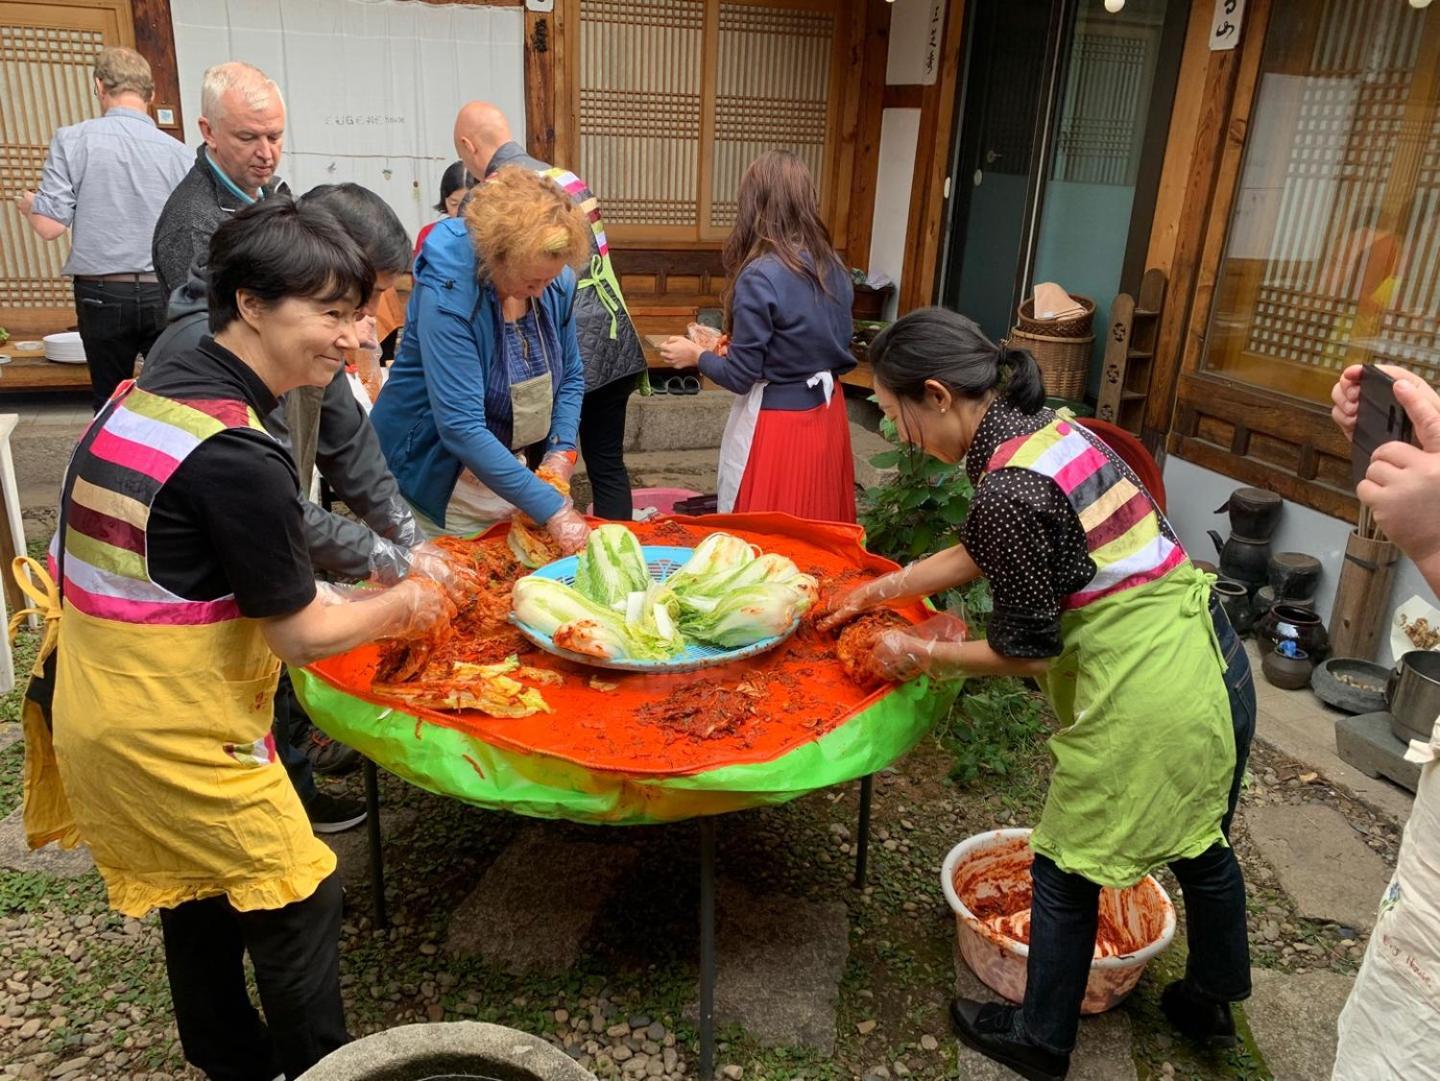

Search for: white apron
xmin=715 ymin=370 xmax=835 ymax=514
xmin=1332 ymin=713 xmax=1440 ymax=1080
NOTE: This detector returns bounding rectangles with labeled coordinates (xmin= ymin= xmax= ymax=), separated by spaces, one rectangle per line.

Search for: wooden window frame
xmin=1143 ymin=0 xmax=1364 ymax=523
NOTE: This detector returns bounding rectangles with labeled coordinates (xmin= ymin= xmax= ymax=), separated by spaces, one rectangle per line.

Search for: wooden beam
xmin=883 ymin=84 xmax=923 ymax=109
xmin=844 ymin=0 xmax=890 ymax=266
xmin=524 ymin=9 xmax=556 ymax=163
xmin=130 ymin=0 xmax=183 ymax=135
xmin=898 ymin=0 xmax=967 ymax=313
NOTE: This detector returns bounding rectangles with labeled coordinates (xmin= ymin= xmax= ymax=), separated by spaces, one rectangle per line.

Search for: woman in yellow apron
xmin=371 ymin=167 xmax=593 ymax=548
xmin=824 ymin=309 xmax=1254 ymax=1081
xmin=17 ymin=197 xmax=449 ymax=1081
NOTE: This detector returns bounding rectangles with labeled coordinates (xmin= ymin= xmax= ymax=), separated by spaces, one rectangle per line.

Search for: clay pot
xmin=1257 ymin=603 xmax=1329 ymax=661
xmin=1212 ymin=579 xmax=1254 ymax=634
xmin=1262 ymin=645 xmax=1314 ymax=690
xmin=1268 ymin=552 xmax=1321 ymax=602
xmin=1208 ymin=531 xmax=1270 ymax=588
xmin=1215 ymin=487 xmax=1283 ymax=541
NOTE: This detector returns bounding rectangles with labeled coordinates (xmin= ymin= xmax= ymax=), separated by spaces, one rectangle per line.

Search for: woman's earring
xmin=940 ymin=408 xmax=947 ymax=414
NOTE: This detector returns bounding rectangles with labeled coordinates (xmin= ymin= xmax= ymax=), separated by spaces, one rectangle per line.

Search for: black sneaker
xmin=302 ymin=728 xmax=362 ymax=776
xmin=305 ymin=791 xmax=367 ymax=834
xmin=949 ymin=998 xmax=1070 ymax=1081
xmin=1160 ymin=980 xmax=1238 ymax=1049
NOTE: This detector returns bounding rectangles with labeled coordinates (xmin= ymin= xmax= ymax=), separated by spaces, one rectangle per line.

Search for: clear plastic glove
xmin=540 ymin=450 xmax=578 ymax=485
xmin=872 ymin=628 xmax=967 ymax=682
xmin=546 ymin=503 xmax=591 ymax=555
xmin=407 ymin=541 xmax=480 ymax=604
xmin=313 ymin=581 xmax=368 ymax=606
xmin=818 ymin=562 xmax=925 ymax=633
xmin=379 ymin=577 xmax=455 ymax=641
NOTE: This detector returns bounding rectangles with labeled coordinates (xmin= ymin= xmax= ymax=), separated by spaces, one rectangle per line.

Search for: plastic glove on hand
xmin=546 ymin=504 xmax=591 ymax=555
xmin=871 ymin=629 xmax=939 ymax=682
xmin=817 ymin=563 xmax=920 ymax=633
xmin=539 ymin=450 xmax=578 ymax=485
xmin=407 ymin=541 xmax=480 ymax=605
xmin=383 ymin=577 xmax=455 ymax=640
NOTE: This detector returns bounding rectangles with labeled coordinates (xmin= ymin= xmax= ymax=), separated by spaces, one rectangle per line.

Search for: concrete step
xmin=624 ymin=390 xmax=731 ymax=453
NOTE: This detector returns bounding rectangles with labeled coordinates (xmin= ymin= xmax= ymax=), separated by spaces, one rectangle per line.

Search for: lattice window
xmin=1053 ymin=29 xmax=1154 ymax=186
xmin=575 ymin=0 xmax=842 ymax=243
xmin=0 ymin=22 xmax=103 ymax=308
xmin=1201 ymin=0 xmax=1440 ymax=402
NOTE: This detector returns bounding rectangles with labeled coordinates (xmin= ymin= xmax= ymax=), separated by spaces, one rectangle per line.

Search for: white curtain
xmin=170 ymin=0 xmax=526 ymax=242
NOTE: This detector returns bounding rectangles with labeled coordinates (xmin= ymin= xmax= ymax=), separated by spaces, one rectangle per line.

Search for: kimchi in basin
xmin=941 ymin=828 xmax=1176 ymax=1013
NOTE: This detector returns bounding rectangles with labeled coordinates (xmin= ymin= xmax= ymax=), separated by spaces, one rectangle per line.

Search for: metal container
xmin=1386 ymin=650 xmax=1440 ymax=745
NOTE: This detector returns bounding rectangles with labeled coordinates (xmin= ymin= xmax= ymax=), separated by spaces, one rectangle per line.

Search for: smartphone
xmin=1352 ymin=366 xmax=1416 ymax=485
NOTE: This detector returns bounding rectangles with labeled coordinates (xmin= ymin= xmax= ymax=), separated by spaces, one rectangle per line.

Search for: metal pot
xmin=1214 ymin=487 xmax=1282 ymax=541
xmin=1208 ymin=530 xmax=1270 ymax=587
xmin=1386 ymin=650 xmax=1440 ymax=745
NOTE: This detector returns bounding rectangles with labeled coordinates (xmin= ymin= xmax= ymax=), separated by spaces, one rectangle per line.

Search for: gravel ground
xmin=0 ymin=628 xmax=1404 ymax=1080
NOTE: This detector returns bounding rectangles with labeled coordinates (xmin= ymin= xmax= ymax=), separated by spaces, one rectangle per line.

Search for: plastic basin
xmin=587 ymin=487 xmax=701 ymax=517
xmin=940 ymin=828 xmax=1176 ymax=1014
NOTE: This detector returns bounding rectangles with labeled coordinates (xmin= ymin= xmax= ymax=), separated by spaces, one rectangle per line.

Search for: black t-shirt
xmin=130 ymin=337 xmax=317 ymax=618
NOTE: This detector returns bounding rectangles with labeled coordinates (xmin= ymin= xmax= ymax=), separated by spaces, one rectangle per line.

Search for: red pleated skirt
xmin=735 ymin=392 xmax=856 ymax=523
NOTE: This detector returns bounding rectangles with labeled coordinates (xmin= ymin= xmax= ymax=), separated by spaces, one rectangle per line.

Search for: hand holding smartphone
xmin=1352 ymin=365 xmax=1418 ymax=486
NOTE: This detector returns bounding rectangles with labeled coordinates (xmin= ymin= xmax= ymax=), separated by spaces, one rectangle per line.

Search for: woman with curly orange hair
xmin=372 ymin=166 xmax=591 ymax=552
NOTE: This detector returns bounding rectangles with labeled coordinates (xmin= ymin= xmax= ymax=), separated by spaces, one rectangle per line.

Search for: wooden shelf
xmin=1095 ymin=269 xmax=1167 ymax=433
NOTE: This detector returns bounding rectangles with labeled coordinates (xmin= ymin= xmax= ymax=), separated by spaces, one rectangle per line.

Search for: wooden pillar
xmin=525 ymin=9 xmax=556 ymax=164
xmin=130 ymin=0 xmax=184 ymax=136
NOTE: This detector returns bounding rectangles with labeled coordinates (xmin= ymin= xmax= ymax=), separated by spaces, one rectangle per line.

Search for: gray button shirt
xmin=31 ymin=107 xmax=192 ymax=277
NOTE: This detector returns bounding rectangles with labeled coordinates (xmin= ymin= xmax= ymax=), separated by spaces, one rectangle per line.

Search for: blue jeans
xmin=1017 ymin=597 xmax=1255 ymax=1055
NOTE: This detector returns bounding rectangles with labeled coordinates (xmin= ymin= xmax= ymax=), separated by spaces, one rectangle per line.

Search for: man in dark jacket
xmin=146 ymin=184 xmax=441 ymax=832
xmin=152 ymin=61 xmax=288 ymax=297
xmin=453 ymin=102 xmax=648 ymax=521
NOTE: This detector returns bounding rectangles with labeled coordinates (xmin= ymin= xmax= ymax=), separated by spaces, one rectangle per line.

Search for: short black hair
xmin=207 ymin=196 xmax=375 ymax=333
xmin=436 ymin=160 xmax=471 ymax=212
xmin=301 ymin=182 xmax=412 ymax=276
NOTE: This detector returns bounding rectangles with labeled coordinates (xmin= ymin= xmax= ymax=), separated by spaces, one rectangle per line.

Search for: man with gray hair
xmin=152 ymin=61 xmax=288 ymax=295
xmin=15 ymin=46 xmax=190 ymax=410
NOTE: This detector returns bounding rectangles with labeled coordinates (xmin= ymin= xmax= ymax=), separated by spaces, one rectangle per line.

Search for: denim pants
xmin=73 ymin=278 xmax=167 ymax=411
xmin=1018 ymin=597 xmax=1256 ymax=1054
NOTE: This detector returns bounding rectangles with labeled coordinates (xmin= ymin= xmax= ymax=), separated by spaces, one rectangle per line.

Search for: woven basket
xmin=1017 ymin=294 xmax=1095 ymax=338
xmin=1010 ymin=328 xmax=1093 ymax=401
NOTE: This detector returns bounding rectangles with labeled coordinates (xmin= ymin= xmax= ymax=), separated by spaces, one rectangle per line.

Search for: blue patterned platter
xmin=510 ymin=545 xmax=801 ymax=674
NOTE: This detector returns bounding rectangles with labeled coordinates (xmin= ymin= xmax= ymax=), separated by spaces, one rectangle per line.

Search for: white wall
xmin=1163 ymin=456 xmax=1429 ymax=663
xmin=170 ymin=0 xmax=525 ymax=243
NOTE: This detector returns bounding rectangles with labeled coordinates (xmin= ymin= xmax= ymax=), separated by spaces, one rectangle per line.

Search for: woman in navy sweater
xmin=660 ymin=151 xmax=856 ymax=522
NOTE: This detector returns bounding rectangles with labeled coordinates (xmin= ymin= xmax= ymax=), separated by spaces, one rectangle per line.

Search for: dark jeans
xmin=273 ymin=669 xmax=317 ymax=804
xmin=159 ymin=874 xmax=349 ymax=1081
xmin=1017 ymin=598 xmax=1256 ymax=1055
xmin=73 ymin=278 xmax=167 ymax=411
xmin=579 ymin=375 xmax=637 ymax=521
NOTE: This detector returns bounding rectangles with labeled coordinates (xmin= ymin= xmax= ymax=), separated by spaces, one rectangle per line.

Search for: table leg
xmin=364 ymin=758 xmax=388 ymax=930
xmin=854 ymin=773 xmax=874 ymax=889
xmin=699 ymin=816 xmax=716 ymax=1081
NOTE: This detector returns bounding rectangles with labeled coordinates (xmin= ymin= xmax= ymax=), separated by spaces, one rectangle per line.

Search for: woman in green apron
xmin=372 ymin=167 xmax=592 ymax=548
xmin=823 ymin=308 xmax=1254 ymax=1081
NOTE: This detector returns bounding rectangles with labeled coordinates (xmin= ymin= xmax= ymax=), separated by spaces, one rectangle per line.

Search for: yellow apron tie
xmin=9 ymin=556 xmax=62 ymax=677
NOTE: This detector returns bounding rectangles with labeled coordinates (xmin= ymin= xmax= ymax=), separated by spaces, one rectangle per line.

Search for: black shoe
xmin=949 ymin=998 xmax=1070 ymax=1081
xmin=302 ymin=728 xmax=362 ymax=776
xmin=1160 ymin=980 xmax=1238 ymax=1049
xmin=305 ymin=791 xmax=367 ymax=834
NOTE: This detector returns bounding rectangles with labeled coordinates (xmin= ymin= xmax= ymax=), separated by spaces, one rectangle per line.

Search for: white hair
xmin=200 ymin=61 xmax=284 ymax=121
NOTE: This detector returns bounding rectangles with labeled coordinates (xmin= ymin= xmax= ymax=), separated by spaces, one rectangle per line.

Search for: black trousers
xmin=159 ymin=874 xmax=349 ymax=1081
xmin=578 ymin=374 xmax=637 ymax=521
xmin=73 ymin=278 xmax=168 ymax=411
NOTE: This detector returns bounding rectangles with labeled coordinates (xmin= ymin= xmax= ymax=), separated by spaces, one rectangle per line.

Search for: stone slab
xmin=709 ymin=878 xmax=850 ymax=1053
xmin=0 ymin=807 xmax=94 ymax=878
xmin=0 ymin=724 xmax=21 ymax=754
xmin=625 ymin=392 xmax=732 ymax=453
xmin=952 ymin=941 xmax=1137 ymax=1081
xmin=318 ymin=807 xmax=419 ymax=894
xmin=1245 ymin=967 xmax=1353 ymax=1081
xmin=444 ymin=826 xmax=638 ymax=974
xmin=1335 ymin=712 xmax=1422 ymax=793
xmin=1246 ymin=803 xmax=1392 ymax=930
xmin=297 ymin=1021 xmax=596 ymax=1081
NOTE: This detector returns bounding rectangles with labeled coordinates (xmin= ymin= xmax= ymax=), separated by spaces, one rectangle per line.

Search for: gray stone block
xmin=0 ymin=808 xmax=94 ymax=878
xmin=297 ymin=1021 xmax=596 ymax=1081
xmin=1246 ymin=803 xmax=1391 ymax=929
xmin=1245 ymin=968 xmax=1354 ymax=1081
xmin=1334 ymin=712 xmax=1422 ymax=793
xmin=625 ymin=392 xmax=732 ymax=453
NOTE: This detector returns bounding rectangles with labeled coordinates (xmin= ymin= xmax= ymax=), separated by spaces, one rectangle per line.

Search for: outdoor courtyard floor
xmin=0 ymin=610 xmax=1412 ymax=1081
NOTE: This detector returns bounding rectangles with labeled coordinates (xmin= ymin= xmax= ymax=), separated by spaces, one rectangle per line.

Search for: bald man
xmin=152 ymin=61 xmax=288 ymax=296
xmin=450 ymin=102 xmax=648 ymax=522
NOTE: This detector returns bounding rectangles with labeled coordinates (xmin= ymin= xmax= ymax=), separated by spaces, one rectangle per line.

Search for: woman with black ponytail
xmin=822 ymin=308 xmax=1254 ymax=1081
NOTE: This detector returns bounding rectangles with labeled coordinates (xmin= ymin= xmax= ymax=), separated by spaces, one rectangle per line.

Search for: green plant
xmin=0 ymin=326 xmax=9 ymax=346
xmin=858 ymin=414 xmax=991 ymax=628
xmin=939 ymin=678 xmax=1049 ymax=786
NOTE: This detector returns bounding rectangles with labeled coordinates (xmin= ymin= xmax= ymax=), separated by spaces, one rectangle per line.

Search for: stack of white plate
xmin=43 ymin=332 xmax=87 ymax=365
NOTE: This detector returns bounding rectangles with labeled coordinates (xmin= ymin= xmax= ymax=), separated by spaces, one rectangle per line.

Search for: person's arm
xmin=1357 ymin=377 xmax=1440 ymax=598
xmin=697 ymin=268 xmax=775 ymax=393
xmin=413 ymin=283 xmax=566 ymax=523
xmin=871 ymin=635 xmax=1050 ymax=681
xmin=18 ymin=132 xmax=74 ymax=241
xmin=261 ymin=579 xmax=445 ymax=667
xmin=818 ymin=543 xmax=982 ymax=631
xmin=152 ymin=219 xmax=211 ymax=300
xmin=313 ymin=366 xmax=422 ymax=547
